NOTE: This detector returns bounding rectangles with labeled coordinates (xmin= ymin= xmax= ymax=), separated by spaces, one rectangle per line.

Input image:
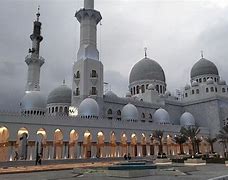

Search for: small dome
xmin=206 ymin=78 xmax=214 ymax=85
xmin=129 ymin=58 xmax=165 ymax=84
xmin=218 ymin=79 xmax=226 ymax=85
xmin=165 ymin=91 xmax=171 ymax=97
xmin=47 ymin=84 xmax=71 ymax=104
xmin=20 ymin=91 xmax=46 ymax=111
xmin=105 ymin=90 xmax=118 ymax=98
xmin=148 ymin=84 xmax=155 ymax=90
xmin=192 ymin=81 xmax=198 ymax=87
xmin=185 ymin=84 xmax=191 ymax=90
xmin=78 ymin=98 xmax=99 ymax=118
xmin=180 ymin=112 xmax=195 ymax=126
xmin=126 ymin=91 xmax=131 ymax=97
xmin=191 ymin=58 xmax=219 ymax=79
xmin=153 ymin=108 xmax=170 ymax=124
xmin=121 ymin=103 xmax=138 ymax=121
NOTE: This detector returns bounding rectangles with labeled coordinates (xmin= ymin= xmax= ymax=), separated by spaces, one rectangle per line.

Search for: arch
xmin=36 ymin=128 xmax=47 ymax=160
xmin=120 ymin=133 xmax=127 ymax=156
xmin=69 ymin=129 xmax=79 ymax=159
xmin=117 ymin=110 xmax=121 ymax=120
xmin=97 ymin=131 xmax=105 ymax=158
xmin=0 ymin=126 xmax=9 ymax=161
xmin=131 ymin=133 xmax=137 ymax=157
xmin=54 ymin=129 xmax=63 ymax=159
xmin=83 ymin=130 xmax=92 ymax=158
xmin=141 ymin=133 xmax=147 ymax=157
xmin=107 ymin=109 xmax=113 ymax=120
xmin=110 ymin=131 xmax=116 ymax=157
xmin=17 ymin=127 xmax=29 ymax=160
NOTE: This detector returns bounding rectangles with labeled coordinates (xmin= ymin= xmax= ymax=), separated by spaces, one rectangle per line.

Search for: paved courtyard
xmin=0 ymin=162 xmax=228 ymax=180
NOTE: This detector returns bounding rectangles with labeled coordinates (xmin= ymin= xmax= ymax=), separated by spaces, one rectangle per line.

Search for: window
xmin=156 ymin=85 xmax=159 ymax=93
xmin=192 ymin=90 xmax=195 ymax=94
xmin=222 ymin=88 xmax=226 ymax=93
xmin=64 ymin=107 xmax=68 ymax=113
xmin=160 ymin=85 xmax=163 ymax=93
xmin=76 ymin=88 xmax=80 ymax=96
xmin=59 ymin=106 xmax=63 ymax=113
xmin=133 ymin=87 xmax=136 ymax=95
xmin=206 ymin=88 xmax=209 ymax=93
xmin=91 ymin=70 xmax=97 ymax=78
xmin=211 ymin=87 xmax=214 ymax=92
xmin=196 ymin=89 xmax=199 ymax=94
xmin=76 ymin=71 xmax=80 ymax=78
xmin=196 ymin=79 xmax=198 ymax=82
xmin=92 ymin=87 xmax=97 ymax=95
xmin=131 ymin=88 xmax=133 ymax=95
xmin=136 ymin=86 xmax=140 ymax=94
xmin=214 ymin=78 xmax=217 ymax=82
xmin=215 ymin=87 xmax=218 ymax=92
xmin=107 ymin=109 xmax=112 ymax=115
xmin=142 ymin=113 xmax=145 ymax=118
xmin=117 ymin=110 xmax=121 ymax=116
xmin=52 ymin=107 xmax=54 ymax=113
xmin=203 ymin=78 xmax=206 ymax=82
xmin=141 ymin=85 xmax=145 ymax=93
xmin=146 ymin=84 xmax=149 ymax=89
xmin=199 ymin=78 xmax=202 ymax=83
xmin=55 ymin=107 xmax=58 ymax=112
xmin=185 ymin=93 xmax=188 ymax=97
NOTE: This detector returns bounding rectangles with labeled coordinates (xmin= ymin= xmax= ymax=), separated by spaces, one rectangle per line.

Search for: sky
xmin=0 ymin=0 xmax=228 ymax=110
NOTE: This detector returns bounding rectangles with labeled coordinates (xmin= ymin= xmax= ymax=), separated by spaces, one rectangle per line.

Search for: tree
xmin=180 ymin=126 xmax=200 ymax=156
xmin=174 ymin=135 xmax=187 ymax=155
xmin=205 ymin=137 xmax=217 ymax=153
xmin=217 ymin=125 xmax=228 ymax=158
xmin=153 ymin=130 xmax=164 ymax=155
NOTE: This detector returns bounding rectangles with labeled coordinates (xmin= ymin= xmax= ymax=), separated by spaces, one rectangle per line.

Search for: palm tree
xmin=180 ymin=126 xmax=200 ymax=156
xmin=205 ymin=137 xmax=217 ymax=153
xmin=217 ymin=125 xmax=228 ymax=158
xmin=174 ymin=135 xmax=187 ymax=155
xmin=153 ymin=130 xmax=164 ymax=155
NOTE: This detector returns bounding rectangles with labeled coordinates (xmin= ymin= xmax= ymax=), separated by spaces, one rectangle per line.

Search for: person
xmin=35 ymin=153 xmax=42 ymax=165
xmin=124 ymin=154 xmax=127 ymax=160
xmin=127 ymin=153 xmax=131 ymax=160
xmin=14 ymin=151 xmax=19 ymax=161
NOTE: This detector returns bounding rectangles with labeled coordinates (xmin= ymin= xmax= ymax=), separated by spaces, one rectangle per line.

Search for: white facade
xmin=0 ymin=0 xmax=228 ymax=162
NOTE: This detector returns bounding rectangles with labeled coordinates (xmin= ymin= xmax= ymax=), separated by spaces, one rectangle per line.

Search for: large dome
xmin=180 ymin=112 xmax=195 ymax=126
xmin=191 ymin=58 xmax=219 ymax=78
xmin=20 ymin=91 xmax=46 ymax=111
xmin=47 ymin=84 xmax=72 ymax=104
xmin=78 ymin=98 xmax=99 ymax=118
xmin=153 ymin=108 xmax=170 ymax=124
xmin=129 ymin=58 xmax=165 ymax=84
xmin=121 ymin=103 xmax=138 ymax=121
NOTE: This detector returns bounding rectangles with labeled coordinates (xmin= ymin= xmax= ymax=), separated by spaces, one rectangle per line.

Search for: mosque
xmin=0 ymin=0 xmax=228 ymax=162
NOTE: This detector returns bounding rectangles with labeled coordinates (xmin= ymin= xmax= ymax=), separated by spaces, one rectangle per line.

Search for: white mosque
xmin=0 ymin=0 xmax=228 ymax=162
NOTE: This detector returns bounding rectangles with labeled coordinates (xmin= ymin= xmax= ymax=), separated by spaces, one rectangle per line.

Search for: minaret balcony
xmin=75 ymin=9 xmax=102 ymax=24
xmin=25 ymin=54 xmax=45 ymax=66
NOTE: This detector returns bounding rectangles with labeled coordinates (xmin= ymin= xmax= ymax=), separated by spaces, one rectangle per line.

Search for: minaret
xmin=75 ymin=0 xmax=102 ymax=61
xmin=25 ymin=7 xmax=45 ymax=92
xmin=72 ymin=0 xmax=103 ymax=114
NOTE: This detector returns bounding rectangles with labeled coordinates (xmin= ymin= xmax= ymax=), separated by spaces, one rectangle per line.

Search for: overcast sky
xmin=0 ymin=0 xmax=228 ymax=110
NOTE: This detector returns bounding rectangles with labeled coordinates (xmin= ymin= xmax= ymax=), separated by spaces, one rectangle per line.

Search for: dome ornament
xmin=36 ymin=5 xmax=40 ymax=22
xmin=144 ymin=47 xmax=147 ymax=58
xmin=201 ymin=50 xmax=204 ymax=58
